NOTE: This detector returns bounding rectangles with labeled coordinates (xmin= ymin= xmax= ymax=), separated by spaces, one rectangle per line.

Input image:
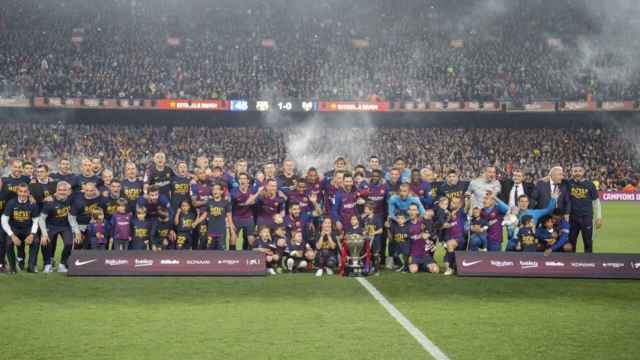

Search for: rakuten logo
xmin=490 ymin=260 xmax=514 ymax=267
xmin=105 ymin=259 xmax=128 ymax=266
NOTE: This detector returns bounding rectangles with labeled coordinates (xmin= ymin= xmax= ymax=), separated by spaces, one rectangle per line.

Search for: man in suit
xmin=499 ymin=169 xmax=534 ymax=209
xmin=530 ymin=166 xmax=571 ymax=214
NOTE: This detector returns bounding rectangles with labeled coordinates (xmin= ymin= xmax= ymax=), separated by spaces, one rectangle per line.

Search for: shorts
xmin=396 ymin=241 xmax=410 ymax=256
xmin=207 ymin=232 xmax=227 ymax=250
xmin=410 ymin=255 xmax=436 ymax=265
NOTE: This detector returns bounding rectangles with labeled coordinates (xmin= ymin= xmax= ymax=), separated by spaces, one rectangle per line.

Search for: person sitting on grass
xmin=253 ymin=225 xmax=279 ymax=276
xmin=315 ymin=218 xmax=337 ymax=277
xmin=285 ymin=230 xmax=314 ymax=273
xmin=537 ymin=211 xmax=571 ymax=256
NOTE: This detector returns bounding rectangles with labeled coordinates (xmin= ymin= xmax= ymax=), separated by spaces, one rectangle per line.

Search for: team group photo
xmin=1 ymin=0 xmax=639 ymax=359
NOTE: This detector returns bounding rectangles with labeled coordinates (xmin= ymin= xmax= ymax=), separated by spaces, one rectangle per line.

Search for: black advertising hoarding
xmin=456 ymin=251 xmax=640 ymax=279
xmin=68 ymin=251 xmax=266 ymax=276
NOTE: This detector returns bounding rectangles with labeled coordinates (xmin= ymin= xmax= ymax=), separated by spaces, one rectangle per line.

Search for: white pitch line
xmin=356 ymin=277 xmax=450 ymax=360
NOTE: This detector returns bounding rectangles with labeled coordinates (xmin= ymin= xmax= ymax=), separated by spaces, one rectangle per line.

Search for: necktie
xmin=514 ymin=184 xmax=519 ymax=206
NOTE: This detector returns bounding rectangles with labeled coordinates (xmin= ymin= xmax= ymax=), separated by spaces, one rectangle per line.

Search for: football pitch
xmin=2 ymin=202 xmax=639 ymax=360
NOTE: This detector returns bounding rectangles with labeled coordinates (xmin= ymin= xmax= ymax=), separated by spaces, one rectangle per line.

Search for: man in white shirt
xmin=499 ymin=169 xmax=534 ymax=209
xmin=468 ymin=166 xmax=502 ymax=210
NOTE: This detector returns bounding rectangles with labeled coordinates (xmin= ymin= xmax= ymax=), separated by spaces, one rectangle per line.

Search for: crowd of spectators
xmin=1 ymin=0 xmax=639 ymax=102
xmin=0 ymin=122 xmax=636 ymax=191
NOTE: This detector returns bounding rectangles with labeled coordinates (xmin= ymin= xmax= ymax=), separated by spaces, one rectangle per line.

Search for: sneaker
xmin=297 ymin=260 xmax=308 ymax=271
xmin=17 ymin=259 xmax=25 ymax=271
xmin=479 ymin=248 xmax=488 ymax=252
xmin=325 ymin=268 xmax=334 ymax=276
xmin=286 ymin=258 xmax=295 ymax=272
xmin=57 ymin=264 xmax=68 ymax=273
xmin=385 ymin=257 xmax=394 ymax=270
xmin=315 ymin=269 xmax=324 ymax=277
xmin=43 ymin=265 xmax=53 ymax=273
xmin=395 ymin=266 xmax=405 ymax=273
xmin=444 ymin=268 xmax=454 ymax=276
xmin=267 ymin=268 xmax=277 ymax=276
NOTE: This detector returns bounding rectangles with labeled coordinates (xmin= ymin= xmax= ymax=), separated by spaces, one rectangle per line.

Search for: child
xmin=174 ymin=200 xmax=195 ymax=250
xmin=469 ymin=207 xmax=489 ymax=251
xmin=152 ymin=207 xmax=172 ymax=251
xmin=345 ymin=214 xmax=363 ymax=236
xmin=87 ymin=208 xmax=109 ymax=250
xmin=442 ymin=197 xmax=467 ymax=275
xmin=433 ymin=197 xmax=449 ymax=245
xmin=253 ymin=225 xmax=279 ymax=275
xmin=389 ymin=213 xmax=410 ymax=272
xmin=285 ymin=230 xmax=314 ymax=272
xmin=536 ymin=215 xmax=567 ymax=255
xmin=548 ymin=208 xmax=571 ymax=254
xmin=272 ymin=225 xmax=289 ymax=271
xmin=131 ymin=207 xmax=153 ymax=250
xmin=516 ymin=215 xmax=538 ymax=252
xmin=361 ymin=202 xmax=383 ymax=272
xmin=110 ymin=199 xmax=132 ymax=251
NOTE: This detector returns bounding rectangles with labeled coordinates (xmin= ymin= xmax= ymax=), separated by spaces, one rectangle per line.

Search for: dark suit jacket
xmin=530 ymin=179 xmax=570 ymax=214
xmin=499 ymin=179 xmax=534 ymax=207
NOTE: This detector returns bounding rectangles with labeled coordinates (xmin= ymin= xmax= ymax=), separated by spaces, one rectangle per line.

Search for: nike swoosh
xmin=74 ymin=259 xmax=97 ymax=266
xmin=462 ymin=260 xmax=482 ymax=267
xmin=521 ymin=265 xmax=538 ymax=269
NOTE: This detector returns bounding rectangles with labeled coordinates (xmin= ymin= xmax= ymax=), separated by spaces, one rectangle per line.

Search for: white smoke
xmin=283 ymin=113 xmax=377 ymax=173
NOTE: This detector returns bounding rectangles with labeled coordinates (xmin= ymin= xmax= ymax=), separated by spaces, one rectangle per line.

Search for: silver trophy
xmin=345 ymin=233 xmax=366 ymax=277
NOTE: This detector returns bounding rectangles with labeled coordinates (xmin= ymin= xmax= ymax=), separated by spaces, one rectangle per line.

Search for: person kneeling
xmin=285 ymin=230 xmax=314 ymax=273
xmin=253 ymin=225 xmax=280 ymax=275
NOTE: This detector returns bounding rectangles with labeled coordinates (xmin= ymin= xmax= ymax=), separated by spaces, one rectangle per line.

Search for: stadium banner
xmin=599 ymin=191 xmax=640 ymax=201
xmin=523 ymin=101 xmax=556 ymax=112
xmin=456 ymin=251 xmax=640 ymax=279
xmin=0 ymin=97 xmax=30 ymax=108
xmin=318 ymin=101 xmax=390 ymax=112
xmin=156 ymin=99 xmax=230 ymax=111
xmin=68 ymin=250 xmax=267 ymax=276
xmin=559 ymin=101 xmax=597 ymax=111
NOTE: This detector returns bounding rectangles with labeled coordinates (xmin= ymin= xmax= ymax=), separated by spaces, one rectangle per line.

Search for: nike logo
xmin=462 ymin=260 xmax=482 ymax=267
xmin=521 ymin=265 xmax=538 ymax=269
xmin=74 ymin=259 xmax=97 ymax=266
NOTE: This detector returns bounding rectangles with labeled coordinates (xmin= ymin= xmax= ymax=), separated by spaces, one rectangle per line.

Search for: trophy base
xmin=346 ymin=266 xmax=366 ymax=277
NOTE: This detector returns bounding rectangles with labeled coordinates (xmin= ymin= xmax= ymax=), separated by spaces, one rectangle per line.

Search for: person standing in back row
xmin=567 ymin=165 xmax=602 ymax=253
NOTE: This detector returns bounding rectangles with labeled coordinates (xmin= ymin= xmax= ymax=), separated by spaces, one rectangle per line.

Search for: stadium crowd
xmin=1 ymin=0 xmax=639 ymax=102
xmin=0 ymin=122 xmax=628 ymax=274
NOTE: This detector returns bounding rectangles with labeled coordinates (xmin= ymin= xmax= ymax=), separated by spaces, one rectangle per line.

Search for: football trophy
xmin=345 ymin=233 xmax=366 ymax=277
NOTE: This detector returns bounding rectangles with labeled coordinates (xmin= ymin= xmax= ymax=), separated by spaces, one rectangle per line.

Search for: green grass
xmin=1 ymin=202 xmax=639 ymax=360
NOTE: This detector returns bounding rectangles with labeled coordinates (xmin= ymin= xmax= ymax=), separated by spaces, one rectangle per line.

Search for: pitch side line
xmin=356 ymin=277 xmax=450 ymax=360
